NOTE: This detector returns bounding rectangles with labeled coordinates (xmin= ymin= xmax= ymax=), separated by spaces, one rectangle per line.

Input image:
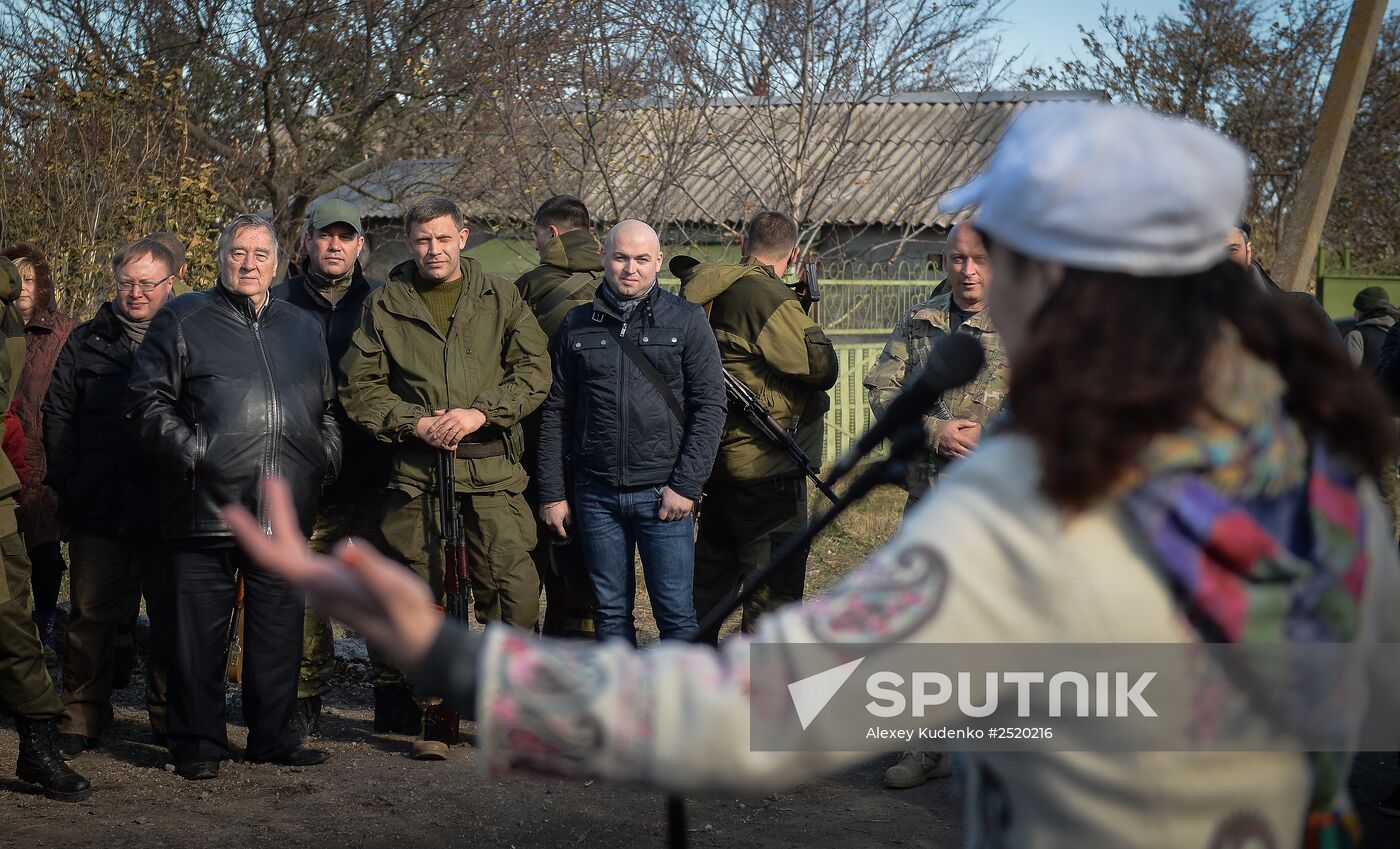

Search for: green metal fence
xmin=1314 ymin=247 xmax=1400 ymax=318
xmin=822 ymin=341 xmax=888 ymax=464
xmin=812 ymin=280 xmax=938 ymax=336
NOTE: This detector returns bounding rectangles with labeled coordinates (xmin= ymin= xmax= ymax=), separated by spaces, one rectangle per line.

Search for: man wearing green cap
xmin=0 ymin=255 xmax=91 ymax=801
xmin=271 ymin=198 xmax=389 ymax=737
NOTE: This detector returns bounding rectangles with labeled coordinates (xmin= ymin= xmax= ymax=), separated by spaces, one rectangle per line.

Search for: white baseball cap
xmin=939 ymin=102 xmax=1250 ymax=276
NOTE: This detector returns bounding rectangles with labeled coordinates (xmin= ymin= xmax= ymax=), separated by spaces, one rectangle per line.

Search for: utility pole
xmin=1275 ymin=0 xmax=1389 ymax=293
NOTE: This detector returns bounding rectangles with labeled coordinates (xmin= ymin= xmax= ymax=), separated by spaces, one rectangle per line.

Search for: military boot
xmin=293 ymin=695 xmax=322 ymax=739
xmin=15 ymin=717 xmax=92 ymax=802
xmin=372 ymin=684 xmax=421 ymax=734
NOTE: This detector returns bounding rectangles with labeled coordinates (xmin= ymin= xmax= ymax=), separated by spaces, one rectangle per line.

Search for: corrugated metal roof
xmin=321 ymin=90 xmax=1105 ymax=230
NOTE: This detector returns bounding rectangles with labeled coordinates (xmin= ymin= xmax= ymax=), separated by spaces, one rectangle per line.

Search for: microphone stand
xmin=666 ymin=420 xmax=929 ymax=849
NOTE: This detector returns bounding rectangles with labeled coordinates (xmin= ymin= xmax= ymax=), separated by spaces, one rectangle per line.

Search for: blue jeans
xmin=571 ymin=472 xmax=698 ymax=644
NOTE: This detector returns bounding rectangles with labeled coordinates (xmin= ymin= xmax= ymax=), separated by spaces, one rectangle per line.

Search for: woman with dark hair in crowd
xmin=229 ymin=104 xmax=1400 ymax=849
xmin=1 ymin=243 xmax=76 ymax=658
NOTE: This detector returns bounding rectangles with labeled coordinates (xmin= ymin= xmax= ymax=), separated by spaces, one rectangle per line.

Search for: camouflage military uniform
xmin=863 ymin=292 xmax=1008 ymax=507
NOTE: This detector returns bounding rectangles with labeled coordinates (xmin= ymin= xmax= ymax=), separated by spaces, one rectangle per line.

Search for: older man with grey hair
xmin=124 ymin=213 xmax=341 ymax=781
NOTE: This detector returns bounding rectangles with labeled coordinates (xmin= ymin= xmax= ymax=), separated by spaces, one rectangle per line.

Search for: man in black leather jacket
xmin=124 ymin=213 xmax=341 ymax=780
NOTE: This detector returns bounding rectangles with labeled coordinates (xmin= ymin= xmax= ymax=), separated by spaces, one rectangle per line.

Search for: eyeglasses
xmin=116 ymin=275 xmax=174 ymax=294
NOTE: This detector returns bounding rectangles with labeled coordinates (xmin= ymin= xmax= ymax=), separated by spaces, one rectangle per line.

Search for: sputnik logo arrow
xmin=788 ymin=657 xmax=866 ymax=730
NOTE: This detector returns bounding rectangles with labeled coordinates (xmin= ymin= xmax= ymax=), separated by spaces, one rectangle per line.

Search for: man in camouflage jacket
xmin=865 ymin=221 xmax=1009 ymax=509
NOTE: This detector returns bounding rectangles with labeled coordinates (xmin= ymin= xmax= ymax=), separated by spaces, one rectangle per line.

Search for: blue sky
xmin=997 ymin=0 xmax=1181 ymax=71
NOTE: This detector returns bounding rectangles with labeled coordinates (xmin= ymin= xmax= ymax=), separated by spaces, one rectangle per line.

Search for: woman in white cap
xmin=226 ymin=104 xmax=1400 ymax=849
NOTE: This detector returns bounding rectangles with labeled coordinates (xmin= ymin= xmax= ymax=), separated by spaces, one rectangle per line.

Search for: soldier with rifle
xmin=340 ymin=196 xmax=550 ymax=759
xmin=676 ymin=210 xmax=838 ymax=643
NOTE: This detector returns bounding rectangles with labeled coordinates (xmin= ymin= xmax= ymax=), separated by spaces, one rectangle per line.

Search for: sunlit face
xmin=533 ymin=224 xmax=559 ymax=254
xmin=304 ymin=223 xmax=364 ymax=278
xmin=944 ymin=222 xmax=992 ymax=310
xmin=114 ymin=253 xmax=175 ymax=321
xmin=405 ymin=215 xmax=468 ymax=283
xmin=220 ymin=225 xmax=278 ymax=304
xmin=15 ymin=264 xmax=34 ymax=321
xmin=1225 ymin=228 xmax=1252 ymax=268
xmin=601 ymin=222 xmax=662 ymax=298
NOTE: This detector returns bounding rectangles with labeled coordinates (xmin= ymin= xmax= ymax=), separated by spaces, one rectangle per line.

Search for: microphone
xmin=828 ymin=331 xmax=985 ymax=484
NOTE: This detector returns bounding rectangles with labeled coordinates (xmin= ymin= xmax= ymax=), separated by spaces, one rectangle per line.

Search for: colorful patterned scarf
xmin=1121 ymin=329 xmax=1367 ymax=849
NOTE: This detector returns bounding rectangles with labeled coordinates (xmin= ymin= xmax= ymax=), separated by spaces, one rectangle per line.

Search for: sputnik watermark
xmin=864 ymin=670 xmax=1157 ymax=718
xmin=751 ymin=643 xmax=1400 ymax=752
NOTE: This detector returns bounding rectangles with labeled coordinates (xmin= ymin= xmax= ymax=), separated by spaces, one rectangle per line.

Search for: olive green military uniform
xmin=514 ymin=230 xmax=602 ymax=638
xmin=0 ymin=258 xmax=61 ymax=723
xmin=863 ymin=292 xmax=1009 ymax=508
xmin=297 ymin=497 xmax=383 ymax=698
xmin=341 ymin=256 xmax=550 ymax=684
xmin=680 ymin=258 xmax=837 ymax=639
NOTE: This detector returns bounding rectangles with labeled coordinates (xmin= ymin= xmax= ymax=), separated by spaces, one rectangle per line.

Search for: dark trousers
xmin=60 ymin=533 xmax=170 ymax=739
xmin=28 ymin=541 xmax=66 ymax=615
xmin=168 ymin=546 xmax=301 ymax=764
xmin=525 ymin=480 xmax=595 ymax=639
xmin=693 ymin=476 xmax=811 ymax=644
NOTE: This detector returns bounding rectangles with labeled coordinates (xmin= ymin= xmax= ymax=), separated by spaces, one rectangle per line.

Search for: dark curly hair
xmin=999 ymin=253 xmax=1395 ymax=510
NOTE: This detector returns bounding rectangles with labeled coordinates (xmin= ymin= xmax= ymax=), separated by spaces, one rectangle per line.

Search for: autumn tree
xmin=0 ymin=0 xmax=570 ymax=257
xmin=0 ymin=60 xmax=223 ymax=316
xmin=1025 ymin=0 xmax=1399 ymax=269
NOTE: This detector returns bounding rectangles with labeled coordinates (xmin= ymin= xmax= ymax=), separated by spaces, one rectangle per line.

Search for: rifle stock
xmin=224 ymin=573 xmax=245 ymax=684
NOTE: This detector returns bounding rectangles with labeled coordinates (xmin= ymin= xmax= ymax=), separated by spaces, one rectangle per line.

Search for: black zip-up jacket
xmin=537 ymin=283 xmax=726 ymax=503
xmin=271 ymin=264 xmax=389 ymax=503
xmin=123 ymin=284 xmax=341 ymax=541
xmin=42 ymin=302 xmax=163 ymax=538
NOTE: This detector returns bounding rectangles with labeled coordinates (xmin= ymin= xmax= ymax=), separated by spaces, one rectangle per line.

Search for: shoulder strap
xmin=604 ymin=323 xmax=684 ymax=423
xmin=537 ymin=271 xmax=599 ymax=320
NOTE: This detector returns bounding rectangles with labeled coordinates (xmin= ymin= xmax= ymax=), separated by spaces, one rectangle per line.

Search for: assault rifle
xmin=794 ymin=260 xmax=821 ymax=314
xmin=423 ymin=448 xmax=470 ymax=749
xmin=723 ymin=369 xmax=838 ymax=505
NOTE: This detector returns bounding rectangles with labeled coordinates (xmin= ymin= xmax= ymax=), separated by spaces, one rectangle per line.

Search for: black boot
xmin=293 ymin=695 xmax=322 ymax=739
xmin=373 ymin=684 xmax=422 ymax=734
xmin=15 ymin=718 xmax=92 ymax=802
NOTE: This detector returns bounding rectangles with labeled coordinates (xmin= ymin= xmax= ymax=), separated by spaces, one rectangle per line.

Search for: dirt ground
xmin=0 ymin=642 xmax=965 ymax=849
xmin=3 ymin=656 xmax=1398 ymax=849
xmin=3 ymin=484 xmax=1399 ymax=848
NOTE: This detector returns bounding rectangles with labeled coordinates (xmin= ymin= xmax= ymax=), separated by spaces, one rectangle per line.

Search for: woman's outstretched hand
xmin=223 ymin=478 xmax=443 ymax=670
